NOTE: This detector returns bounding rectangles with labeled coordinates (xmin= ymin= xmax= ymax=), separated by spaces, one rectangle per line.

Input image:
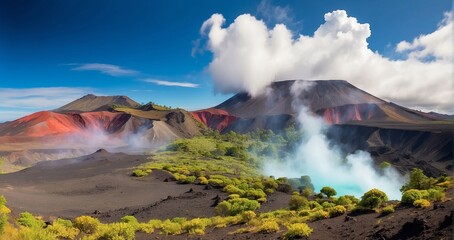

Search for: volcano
xmin=0 ymin=80 xmax=452 ymax=175
xmin=192 ymin=80 xmax=454 ymax=175
xmin=0 ymin=95 xmax=200 ymax=169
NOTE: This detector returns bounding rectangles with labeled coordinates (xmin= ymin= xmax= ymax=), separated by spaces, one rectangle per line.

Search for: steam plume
xmin=263 ymin=81 xmax=405 ymax=199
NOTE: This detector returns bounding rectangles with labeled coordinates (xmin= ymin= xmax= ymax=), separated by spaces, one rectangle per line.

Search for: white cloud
xmin=0 ymin=87 xmax=94 ymax=122
xmin=71 ymin=63 xmax=139 ymax=77
xmin=257 ymin=0 xmax=292 ymax=25
xmin=396 ymin=12 xmax=453 ymax=61
xmin=200 ymin=10 xmax=454 ymax=113
xmin=143 ymin=79 xmax=199 ymax=88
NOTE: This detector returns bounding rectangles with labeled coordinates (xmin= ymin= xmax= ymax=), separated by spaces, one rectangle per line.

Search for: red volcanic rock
xmin=320 ymin=104 xmax=383 ymax=124
xmin=0 ymin=111 xmax=130 ymax=137
xmin=191 ymin=108 xmax=237 ymax=132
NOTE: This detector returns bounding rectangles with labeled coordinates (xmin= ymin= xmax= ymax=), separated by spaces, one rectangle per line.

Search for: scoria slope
xmin=55 ymin=94 xmax=140 ymax=113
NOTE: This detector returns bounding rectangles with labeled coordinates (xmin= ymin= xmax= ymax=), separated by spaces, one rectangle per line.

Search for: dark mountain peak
xmin=215 ymin=79 xmax=384 ymax=118
xmin=55 ymin=94 xmax=140 ymax=113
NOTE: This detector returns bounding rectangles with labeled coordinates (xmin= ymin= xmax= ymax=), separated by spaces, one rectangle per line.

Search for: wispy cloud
xmin=70 ymin=63 xmax=139 ymax=77
xmin=143 ymin=79 xmax=199 ymax=88
xmin=0 ymin=87 xmax=95 ymax=122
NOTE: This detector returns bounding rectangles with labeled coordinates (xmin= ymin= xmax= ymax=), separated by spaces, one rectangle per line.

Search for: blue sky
xmin=0 ymin=0 xmax=452 ymax=122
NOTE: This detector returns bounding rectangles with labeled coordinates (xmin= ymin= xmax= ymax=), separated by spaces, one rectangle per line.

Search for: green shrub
xmin=327 ymin=205 xmax=346 ymax=218
xmin=215 ymin=198 xmax=260 ymax=216
xmin=401 ymin=189 xmax=423 ymax=205
xmin=17 ymin=212 xmax=45 ymax=228
xmin=301 ymin=188 xmax=313 ymax=198
xmin=308 ymin=210 xmax=329 ymax=221
xmin=308 ymin=201 xmax=322 ymax=210
xmin=132 ymin=169 xmax=151 ymax=177
xmin=427 ymin=188 xmax=445 ymax=202
xmin=0 ymin=195 xmax=9 ymax=235
xmin=208 ymin=179 xmax=225 ymax=188
xmin=381 ymin=206 xmax=395 ymax=215
xmin=321 ymin=201 xmax=336 ymax=210
xmin=177 ymin=175 xmax=196 ymax=184
xmin=283 ymin=223 xmax=313 ymax=239
xmin=320 ymin=186 xmax=337 ymax=198
xmin=241 ymin=211 xmax=256 ymax=223
xmin=223 ymin=185 xmax=245 ymax=195
xmin=350 ymin=206 xmax=376 ymax=215
xmin=359 ymin=188 xmax=388 ymax=209
xmin=257 ymin=219 xmax=279 ymax=233
xmin=197 ymin=176 xmax=208 ymax=185
xmin=182 ymin=218 xmax=210 ymax=235
xmin=413 ymin=199 xmax=431 ymax=208
xmin=94 ymin=222 xmax=135 ymax=240
xmin=336 ymin=195 xmax=359 ymax=206
xmin=17 ymin=227 xmax=56 ymax=240
xmin=400 ymin=168 xmax=434 ymax=192
xmin=245 ymin=189 xmax=266 ymax=200
xmin=160 ymin=219 xmax=182 ymax=235
xmin=46 ymin=218 xmax=79 ymax=239
xmin=289 ymin=195 xmax=309 ymax=210
xmin=121 ymin=215 xmax=138 ymax=225
xmin=74 ymin=215 xmax=100 ymax=234
xmin=137 ymin=219 xmax=162 ymax=234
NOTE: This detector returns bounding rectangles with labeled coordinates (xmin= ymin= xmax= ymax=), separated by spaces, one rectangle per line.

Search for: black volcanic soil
xmin=0 ymin=150 xmax=224 ymax=220
xmin=0 ymin=150 xmax=452 ymax=239
xmin=0 ymin=150 xmax=288 ymax=222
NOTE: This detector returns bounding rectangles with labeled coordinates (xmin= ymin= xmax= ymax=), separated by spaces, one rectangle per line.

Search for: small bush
xmin=327 ymin=205 xmax=346 ymax=218
xmin=74 ymin=215 xmax=101 ymax=234
xmin=160 ymin=219 xmax=182 ymax=235
xmin=359 ymin=188 xmax=388 ymax=209
xmin=197 ymin=176 xmax=208 ymax=185
xmin=283 ymin=223 xmax=313 ymax=239
xmin=182 ymin=218 xmax=210 ymax=235
xmin=289 ymin=195 xmax=309 ymax=210
xmin=245 ymin=189 xmax=266 ymax=200
xmin=413 ymin=199 xmax=431 ymax=208
xmin=321 ymin=201 xmax=336 ymax=210
xmin=308 ymin=201 xmax=322 ymax=210
xmin=17 ymin=212 xmax=45 ymax=228
xmin=208 ymin=179 xmax=225 ymax=188
xmin=94 ymin=222 xmax=135 ymax=240
xmin=381 ymin=206 xmax=395 ymax=215
xmin=215 ymin=198 xmax=260 ymax=216
xmin=427 ymin=188 xmax=445 ymax=202
xmin=241 ymin=211 xmax=256 ymax=223
xmin=401 ymin=189 xmax=423 ymax=205
xmin=257 ymin=219 xmax=280 ymax=233
xmin=223 ymin=185 xmax=245 ymax=195
xmin=308 ymin=210 xmax=329 ymax=221
xmin=132 ymin=169 xmax=151 ymax=177
xmin=46 ymin=218 xmax=79 ymax=239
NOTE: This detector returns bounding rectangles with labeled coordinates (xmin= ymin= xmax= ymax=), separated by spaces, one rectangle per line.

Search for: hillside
xmin=55 ymin=94 xmax=140 ymax=112
xmin=192 ymin=80 xmax=454 ymax=175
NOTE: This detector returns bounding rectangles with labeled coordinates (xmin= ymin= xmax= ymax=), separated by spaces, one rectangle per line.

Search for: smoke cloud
xmin=263 ymin=81 xmax=405 ymax=199
xmin=201 ymin=10 xmax=454 ymax=113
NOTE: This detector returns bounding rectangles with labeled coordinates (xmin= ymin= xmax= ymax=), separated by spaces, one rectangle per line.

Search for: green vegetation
xmin=320 ymin=186 xmax=337 ymax=198
xmin=381 ymin=205 xmax=395 ymax=215
xmin=289 ymin=195 xmax=309 ymax=210
xmin=0 ymin=125 xmax=451 ymax=239
xmin=400 ymin=168 xmax=450 ymax=207
xmin=283 ymin=223 xmax=313 ymax=239
xmin=359 ymin=188 xmax=388 ymax=210
xmin=413 ymin=199 xmax=431 ymax=208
